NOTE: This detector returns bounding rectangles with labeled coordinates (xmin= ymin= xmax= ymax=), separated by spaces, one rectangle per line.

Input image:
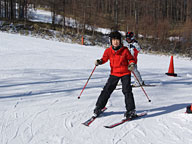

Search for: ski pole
xmin=132 ymin=71 xmax=151 ymax=102
xmin=78 ymin=65 xmax=96 ymax=99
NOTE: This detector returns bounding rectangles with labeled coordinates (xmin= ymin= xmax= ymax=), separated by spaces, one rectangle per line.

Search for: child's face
xmin=112 ymin=39 xmax=120 ymax=47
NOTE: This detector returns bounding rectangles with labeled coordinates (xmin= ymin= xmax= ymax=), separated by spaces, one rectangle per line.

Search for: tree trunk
xmin=62 ymin=0 xmax=66 ymax=33
xmin=0 ymin=0 xmax=1 ymax=18
xmin=186 ymin=0 xmax=192 ymax=22
xmin=134 ymin=0 xmax=138 ymax=37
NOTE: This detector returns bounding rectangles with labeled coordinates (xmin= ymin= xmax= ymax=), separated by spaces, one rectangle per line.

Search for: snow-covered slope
xmin=0 ymin=32 xmax=192 ymax=144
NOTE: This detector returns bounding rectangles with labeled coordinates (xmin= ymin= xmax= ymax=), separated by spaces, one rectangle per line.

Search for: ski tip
xmin=82 ymin=123 xmax=89 ymax=127
xmin=139 ymin=112 xmax=148 ymax=116
xmin=104 ymin=126 xmax=111 ymax=128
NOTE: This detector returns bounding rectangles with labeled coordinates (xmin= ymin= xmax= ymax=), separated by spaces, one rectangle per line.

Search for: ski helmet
xmin=109 ymin=31 xmax=122 ymax=45
xmin=126 ymin=32 xmax=135 ymax=41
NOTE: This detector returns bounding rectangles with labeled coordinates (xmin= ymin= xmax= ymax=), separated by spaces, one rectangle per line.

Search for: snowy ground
xmin=0 ymin=31 xmax=192 ymax=144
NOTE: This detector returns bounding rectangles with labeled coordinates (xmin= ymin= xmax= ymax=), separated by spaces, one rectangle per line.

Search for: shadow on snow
xmin=99 ymin=103 xmax=190 ymax=118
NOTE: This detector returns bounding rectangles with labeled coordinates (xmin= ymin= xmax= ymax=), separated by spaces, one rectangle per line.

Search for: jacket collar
xmin=110 ymin=45 xmax=125 ymax=54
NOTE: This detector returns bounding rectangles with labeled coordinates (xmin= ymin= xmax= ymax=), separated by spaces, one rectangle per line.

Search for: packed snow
xmin=0 ymin=31 xmax=192 ymax=144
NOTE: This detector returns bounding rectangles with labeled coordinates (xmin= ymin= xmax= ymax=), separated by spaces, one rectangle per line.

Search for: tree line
xmin=0 ymin=0 xmax=192 ymax=37
xmin=0 ymin=0 xmax=192 ymax=58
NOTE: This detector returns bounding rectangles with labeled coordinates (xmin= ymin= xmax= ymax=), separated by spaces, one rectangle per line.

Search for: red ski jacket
xmin=101 ymin=45 xmax=135 ymax=77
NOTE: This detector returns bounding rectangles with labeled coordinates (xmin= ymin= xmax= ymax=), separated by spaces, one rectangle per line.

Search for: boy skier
xmin=125 ymin=32 xmax=144 ymax=86
xmin=94 ymin=31 xmax=137 ymax=119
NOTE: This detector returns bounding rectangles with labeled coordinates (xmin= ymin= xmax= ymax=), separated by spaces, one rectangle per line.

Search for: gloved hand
xmin=128 ymin=63 xmax=135 ymax=71
xmin=95 ymin=59 xmax=102 ymax=66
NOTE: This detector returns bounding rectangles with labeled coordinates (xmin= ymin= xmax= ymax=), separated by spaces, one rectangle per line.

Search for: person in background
xmin=125 ymin=32 xmax=144 ymax=86
xmin=93 ymin=31 xmax=137 ymax=119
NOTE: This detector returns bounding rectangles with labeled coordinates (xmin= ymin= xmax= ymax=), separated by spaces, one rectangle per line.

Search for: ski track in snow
xmin=0 ymin=32 xmax=192 ymax=144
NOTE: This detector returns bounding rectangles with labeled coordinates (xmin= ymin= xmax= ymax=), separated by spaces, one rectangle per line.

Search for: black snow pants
xmin=95 ymin=74 xmax=135 ymax=112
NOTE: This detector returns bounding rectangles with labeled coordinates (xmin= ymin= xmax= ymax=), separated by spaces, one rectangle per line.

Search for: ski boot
xmin=132 ymin=81 xmax=145 ymax=87
xmin=123 ymin=109 xmax=137 ymax=120
xmin=93 ymin=107 xmax=103 ymax=117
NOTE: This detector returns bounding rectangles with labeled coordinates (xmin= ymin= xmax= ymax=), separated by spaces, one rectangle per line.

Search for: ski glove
xmin=128 ymin=63 xmax=135 ymax=71
xmin=95 ymin=59 xmax=102 ymax=66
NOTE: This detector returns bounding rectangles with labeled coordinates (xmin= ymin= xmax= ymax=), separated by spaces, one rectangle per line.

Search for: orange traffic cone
xmin=165 ymin=56 xmax=177 ymax=77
